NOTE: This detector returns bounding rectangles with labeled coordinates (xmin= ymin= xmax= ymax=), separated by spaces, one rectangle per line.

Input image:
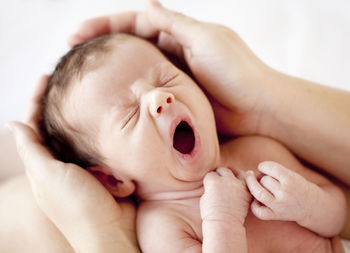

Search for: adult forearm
xmin=62 ymin=222 xmax=140 ymax=253
xmin=202 ymin=220 xmax=247 ymax=253
xmin=261 ymin=71 xmax=350 ymax=184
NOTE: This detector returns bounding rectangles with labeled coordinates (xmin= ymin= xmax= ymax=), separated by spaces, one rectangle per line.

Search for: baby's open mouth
xmin=173 ymin=121 xmax=195 ymax=154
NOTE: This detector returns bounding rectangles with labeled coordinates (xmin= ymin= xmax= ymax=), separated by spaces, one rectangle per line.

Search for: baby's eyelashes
xmin=158 ymin=73 xmax=179 ymax=87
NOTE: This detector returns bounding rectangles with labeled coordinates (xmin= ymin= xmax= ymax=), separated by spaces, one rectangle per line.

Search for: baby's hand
xmin=200 ymin=167 xmax=251 ymax=225
xmin=245 ymin=161 xmax=314 ymax=223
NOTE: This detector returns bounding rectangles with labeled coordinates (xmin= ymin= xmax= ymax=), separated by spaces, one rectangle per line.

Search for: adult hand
xmin=68 ymin=0 xmax=274 ymax=136
xmin=68 ymin=0 xmax=350 ymax=185
xmin=8 ymin=76 xmax=139 ymax=253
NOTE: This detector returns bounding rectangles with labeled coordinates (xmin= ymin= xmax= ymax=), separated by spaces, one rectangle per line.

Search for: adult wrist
xmin=255 ymin=68 xmax=294 ymax=138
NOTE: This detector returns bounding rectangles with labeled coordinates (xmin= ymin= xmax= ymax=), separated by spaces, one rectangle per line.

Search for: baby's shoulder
xmin=221 ymin=136 xmax=330 ymax=186
xmin=222 ymin=135 xmax=287 ymax=154
xmin=220 ymin=135 xmax=300 ymax=171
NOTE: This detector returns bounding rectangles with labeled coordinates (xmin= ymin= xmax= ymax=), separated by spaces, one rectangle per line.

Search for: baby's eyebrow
xmin=145 ymin=61 xmax=173 ymax=80
xmin=144 ymin=63 xmax=162 ymax=81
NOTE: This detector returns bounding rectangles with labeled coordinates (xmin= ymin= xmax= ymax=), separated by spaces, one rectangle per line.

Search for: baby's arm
xmin=137 ymin=168 xmax=251 ymax=253
xmin=246 ymin=160 xmax=347 ymax=237
xmin=200 ymin=167 xmax=251 ymax=253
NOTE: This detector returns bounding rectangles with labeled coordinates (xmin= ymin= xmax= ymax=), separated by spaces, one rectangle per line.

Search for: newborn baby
xmin=42 ymin=34 xmax=346 ymax=252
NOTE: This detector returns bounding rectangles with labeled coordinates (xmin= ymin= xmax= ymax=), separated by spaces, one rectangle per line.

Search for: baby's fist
xmin=200 ymin=167 xmax=251 ymax=225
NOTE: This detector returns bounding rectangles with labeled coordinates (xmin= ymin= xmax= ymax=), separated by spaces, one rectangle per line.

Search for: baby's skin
xmin=0 ymin=34 xmax=346 ymax=252
xmin=137 ymin=136 xmax=345 ymax=253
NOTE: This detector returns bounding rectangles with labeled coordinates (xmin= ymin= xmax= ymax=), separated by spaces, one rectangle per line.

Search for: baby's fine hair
xmin=41 ymin=34 xmax=126 ymax=168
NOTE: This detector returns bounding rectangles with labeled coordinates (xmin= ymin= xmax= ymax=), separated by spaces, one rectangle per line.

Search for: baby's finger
xmin=203 ymin=171 xmax=219 ymax=186
xmin=25 ymin=75 xmax=49 ymax=133
xmin=258 ymin=161 xmax=290 ymax=183
xmin=231 ymin=167 xmax=246 ymax=182
xmin=260 ymin=175 xmax=280 ymax=196
xmin=216 ymin=167 xmax=234 ymax=177
xmin=251 ymin=199 xmax=275 ymax=220
xmin=245 ymin=170 xmax=274 ymax=205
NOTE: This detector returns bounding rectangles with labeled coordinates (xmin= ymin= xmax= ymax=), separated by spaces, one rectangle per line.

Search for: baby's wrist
xmin=202 ymin=211 xmax=246 ymax=226
xmin=202 ymin=219 xmax=246 ymax=237
xmin=295 ymin=182 xmax=319 ymax=227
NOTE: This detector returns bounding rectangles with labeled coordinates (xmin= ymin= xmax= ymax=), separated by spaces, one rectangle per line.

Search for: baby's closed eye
xmin=120 ymin=106 xmax=139 ymax=129
xmin=158 ymin=72 xmax=179 ymax=87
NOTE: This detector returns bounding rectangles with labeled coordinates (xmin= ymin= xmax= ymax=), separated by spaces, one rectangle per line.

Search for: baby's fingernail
xmin=246 ymin=170 xmax=254 ymax=176
xmin=258 ymin=161 xmax=274 ymax=169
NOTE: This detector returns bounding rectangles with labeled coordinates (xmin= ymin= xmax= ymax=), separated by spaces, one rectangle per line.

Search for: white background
xmin=1 ymin=0 xmax=350 ymax=131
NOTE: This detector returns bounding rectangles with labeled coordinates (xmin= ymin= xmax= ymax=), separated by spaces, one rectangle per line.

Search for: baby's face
xmin=66 ymin=36 xmax=220 ymax=198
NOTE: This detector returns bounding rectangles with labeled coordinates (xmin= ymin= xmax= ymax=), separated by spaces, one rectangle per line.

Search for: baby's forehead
xmin=66 ymin=35 xmax=176 ymax=117
xmin=79 ymin=39 xmax=174 ymax=90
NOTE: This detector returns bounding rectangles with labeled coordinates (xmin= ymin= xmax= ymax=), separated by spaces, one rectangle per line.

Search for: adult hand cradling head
xmin=69 ymin=0 xmax=350 ymax=184
xmin=6 ymin=0 xmax=350 ymax=252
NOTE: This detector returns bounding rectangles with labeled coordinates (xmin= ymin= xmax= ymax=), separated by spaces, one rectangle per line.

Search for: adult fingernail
xmin=149 ymin=0 xmax=162 ymax=7
xmin=5 ymin=122 xmax=16 ymax=134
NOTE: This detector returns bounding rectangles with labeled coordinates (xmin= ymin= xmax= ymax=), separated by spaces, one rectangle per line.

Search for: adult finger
xmin=68 ymin=11 xmax=158 ymax=47
xmin=25 ymin=75 xmax=49 ymax=134
xmin=146 ymin=0 xmax=204 ymax=49
xmin=7 ymin=121 xmax=56 ymax=178
xmin=157 ymin=31 xmax=184 ymax=58
xmin=7 ymin=121 xmax=106 ymax=201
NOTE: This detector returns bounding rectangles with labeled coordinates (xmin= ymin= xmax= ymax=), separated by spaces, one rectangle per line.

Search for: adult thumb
xmin=146 ymin=0 xmax=203 ymax=48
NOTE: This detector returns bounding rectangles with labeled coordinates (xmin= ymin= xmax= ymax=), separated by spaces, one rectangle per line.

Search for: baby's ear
xmin=87 ymin=166 xmax=135 ymax=198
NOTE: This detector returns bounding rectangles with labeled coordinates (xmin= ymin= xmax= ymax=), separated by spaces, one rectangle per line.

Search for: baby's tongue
xmin=173 ymin=121 xmax=195 ymax=154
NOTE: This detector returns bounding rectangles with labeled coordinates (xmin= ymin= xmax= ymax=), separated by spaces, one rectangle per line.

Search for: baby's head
xmin=42 ymin=34 xmax=220 ymax=199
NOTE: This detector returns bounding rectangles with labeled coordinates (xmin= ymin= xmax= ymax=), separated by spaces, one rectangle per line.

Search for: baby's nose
xmin=149 ymin=92 xmax=175 ymax=117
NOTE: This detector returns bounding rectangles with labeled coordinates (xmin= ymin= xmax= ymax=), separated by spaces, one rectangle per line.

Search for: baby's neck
xmin=140 ymin=182 xmax=204 ymax=201
xmin=139 ymin=144 xmax=230 ymax=202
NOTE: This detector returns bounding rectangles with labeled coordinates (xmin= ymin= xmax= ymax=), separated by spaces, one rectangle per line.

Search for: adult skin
xmin=69 ymin=0 xmax=350 ymax=185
